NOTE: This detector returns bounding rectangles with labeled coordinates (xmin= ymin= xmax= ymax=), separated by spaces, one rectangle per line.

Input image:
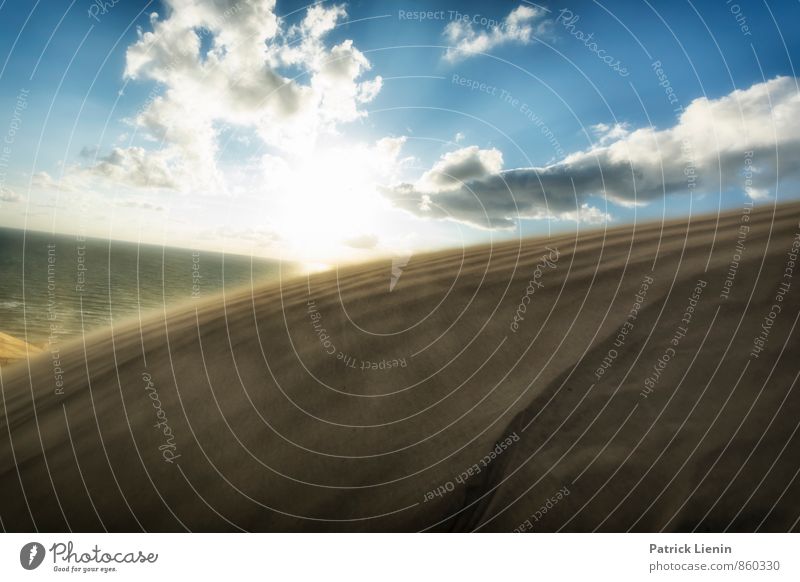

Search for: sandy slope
xmin=0 ymin=332 xmax=41 ymax=367
xmin=1 ymin=203 xmax=799 ymax=532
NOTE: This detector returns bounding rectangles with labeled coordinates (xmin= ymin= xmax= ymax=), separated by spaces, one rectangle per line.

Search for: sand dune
xmin=0 ymin=332 xmax=41 ymax=367
xmin=1 ymin=202 xmax=799 ymax=532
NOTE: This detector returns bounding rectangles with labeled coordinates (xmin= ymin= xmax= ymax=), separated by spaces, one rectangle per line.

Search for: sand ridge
xmin=1 ymin=202 xmax=799 ymax=531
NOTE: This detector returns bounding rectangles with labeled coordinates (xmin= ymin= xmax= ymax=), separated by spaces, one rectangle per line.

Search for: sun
xmin=271 ymin=143 xmax=393 ymax=263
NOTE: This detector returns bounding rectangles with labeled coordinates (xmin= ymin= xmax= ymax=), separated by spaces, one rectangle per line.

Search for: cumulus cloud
xmin=559 ymin=203 xmax=612 ymax=224
xmin=443 ymin=5 xmax=548 ymax=62
xmin=591 ymin=122 xmax=631 ymax=145
xmin=87 ymin=147 xmax=179 ymax=189
xmin=32 ymin=171 xmax=81 ymax=193
xmin=417 ymin=145 xmax=504 ymax=192
xmin=39 ymin=148 xmax=178 ymax=193
xmin=274 ymin=3 xmax=382 ymax=125
xmin=72 ymin=0 xmax=382 ymax=195
xmin=382 ymin=77 xmax=800 ymax=230
xmin=374 ymin=136 xmax=409 ymax=161
xmin=0 ymin=186 xmax=21 ymax=202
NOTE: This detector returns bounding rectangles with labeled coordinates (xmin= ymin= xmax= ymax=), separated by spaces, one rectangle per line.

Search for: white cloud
xmin=87 ymin=147 xmax=179 ymax=189
xmin=0 ymin=185 xmax=21 ymax=202
xmin=382 ymin=77 xmax=800 ymax=229
xmin=32 ymin=171 xmax=81 ymax=193
xmin=375 ymin=136 xmax=408 ymax=160
xmin=443 ymin=5 xmax=548 ymax=63
xmin=71 ymin=0 xmax=382 ymax=197
xmin=558 ymin=203 xmax=611 ymax=224
xmin=591 ymin=122 xmax=631 ymax=145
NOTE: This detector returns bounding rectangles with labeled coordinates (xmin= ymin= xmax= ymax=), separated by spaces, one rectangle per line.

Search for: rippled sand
xmin=2 ymin=202 xmax=799 ymax=531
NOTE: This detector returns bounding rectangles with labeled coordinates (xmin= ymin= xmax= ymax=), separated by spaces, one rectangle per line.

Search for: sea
xmin=0 ymin=227 xmax=298 ymax=346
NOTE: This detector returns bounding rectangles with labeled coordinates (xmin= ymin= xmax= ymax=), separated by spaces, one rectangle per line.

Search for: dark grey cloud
xmin=383 ymin=77 xmax=800 ymax=230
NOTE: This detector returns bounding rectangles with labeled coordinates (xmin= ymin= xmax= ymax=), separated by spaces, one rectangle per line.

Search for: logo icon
xmin=390 ymin=252 xmax=413 ymax=292
xmin=20 ymin=542 xmax=46 ymax=570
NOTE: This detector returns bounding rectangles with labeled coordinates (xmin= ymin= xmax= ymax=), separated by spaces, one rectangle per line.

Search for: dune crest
xmin=1 ymin=203 xmax=799 ymax=532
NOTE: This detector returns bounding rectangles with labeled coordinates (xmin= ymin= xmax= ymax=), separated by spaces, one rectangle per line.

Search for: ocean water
xmin=0 ymin=228 xmax=297 ymax=345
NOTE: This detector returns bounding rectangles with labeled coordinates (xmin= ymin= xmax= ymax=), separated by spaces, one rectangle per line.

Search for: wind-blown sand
xmin=0 ymin=332 xmax=41 ymax=367
xmin=1 ymin=203 xmax=799 ymax=532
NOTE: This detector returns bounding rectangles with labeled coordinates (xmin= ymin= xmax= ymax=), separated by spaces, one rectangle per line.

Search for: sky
xmin=0 ymin=0 xmax=798 ymax=265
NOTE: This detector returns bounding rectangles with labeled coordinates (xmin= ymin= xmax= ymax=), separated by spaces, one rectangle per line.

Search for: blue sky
xmin=0 ymin=0 xmax=798 ymax=263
